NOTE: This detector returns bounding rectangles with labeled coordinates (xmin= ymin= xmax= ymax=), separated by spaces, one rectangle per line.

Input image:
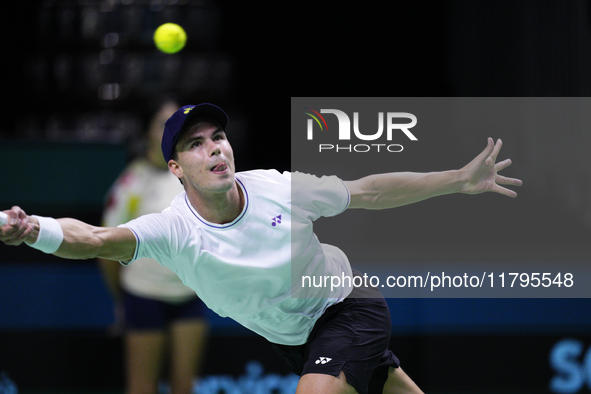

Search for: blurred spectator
xmin=99 ymin=99 xmax=208 ymax=394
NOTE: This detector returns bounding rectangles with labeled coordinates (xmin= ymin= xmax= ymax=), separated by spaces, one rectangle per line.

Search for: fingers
xmin=6 ymin=206 xmax=27 ymax=225
xmin=2 ymin=216 xmax=30 ymax=239
xmin=496 ymin=159 xmax=523 ymax=186
xmin=1 ymin=206 xmax=32 ymax=245
xmin=481 ymin=137 xmax=494 ymax=158
xmin=492 ymin=184 xmax=518 ymax=198
xmin=492 ymin=172 xmax=522 ymax=197
xmin=496 ymin=175 xmax=523 ymax=187
xmin=494 ymin=157 xmax=523 ymax=188
xmin=495 ymin=158 xmax=511 ymax=172
xmin=3 ymin=208 xmax=21 ymax=228
xmin=489 ymin=138 xmax=502 ymax=162
xmin=482 ymin=138 xmax=502 ymax=167
xmin=480 ymin=138 xmax=502 ymax=167
xmin=6 ymin=210 xmax=19 ymax=226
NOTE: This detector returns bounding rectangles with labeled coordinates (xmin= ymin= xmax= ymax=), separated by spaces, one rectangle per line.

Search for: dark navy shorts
xmin=122 ymin=290 xmax=208 ymax=330
xmin=271 ymin=269 xmax=400 ymax=394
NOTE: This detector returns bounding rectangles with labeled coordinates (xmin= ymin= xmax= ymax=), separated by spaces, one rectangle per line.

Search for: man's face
xmin=169 ymin=119 xmax=236 ymax=196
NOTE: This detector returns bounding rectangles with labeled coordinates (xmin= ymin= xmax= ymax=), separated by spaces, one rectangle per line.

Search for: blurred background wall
xmin=1 ymin=1 xmax=591 ymax=393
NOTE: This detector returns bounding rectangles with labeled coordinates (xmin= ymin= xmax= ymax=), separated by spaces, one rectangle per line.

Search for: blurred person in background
xmin=99 ymin=99 xmax=209 ymax=394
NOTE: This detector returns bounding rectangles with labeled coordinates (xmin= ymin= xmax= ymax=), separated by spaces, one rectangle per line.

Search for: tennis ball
xmin=153 ymin=23 xmax=187 ymax=54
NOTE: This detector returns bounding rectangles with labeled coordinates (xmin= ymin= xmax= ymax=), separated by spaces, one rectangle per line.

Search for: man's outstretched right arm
xmin=0 ymin=206 xmax=136 ymax=262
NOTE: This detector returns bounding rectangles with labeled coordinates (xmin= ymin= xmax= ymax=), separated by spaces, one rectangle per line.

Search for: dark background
xmin=2 ymin=1 xmax=591 ymax=393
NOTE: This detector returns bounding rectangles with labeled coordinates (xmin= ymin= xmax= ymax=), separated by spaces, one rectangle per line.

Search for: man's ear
xmin=168 ymin=159 xmax=183 ymax=181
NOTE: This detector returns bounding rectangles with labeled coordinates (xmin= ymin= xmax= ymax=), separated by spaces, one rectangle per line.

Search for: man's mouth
xmin=210 ymin=163 xmax=228 ymax=172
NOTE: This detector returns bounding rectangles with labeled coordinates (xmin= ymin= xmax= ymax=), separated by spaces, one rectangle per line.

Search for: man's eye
xmin=192 ymin=141 xmax=202 ymax=147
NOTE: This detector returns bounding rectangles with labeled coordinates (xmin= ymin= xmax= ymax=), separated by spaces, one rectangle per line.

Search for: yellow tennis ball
xmin=153 ymin=23 xmax=187 ymax=54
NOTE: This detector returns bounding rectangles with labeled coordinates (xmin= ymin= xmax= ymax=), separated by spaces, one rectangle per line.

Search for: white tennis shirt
xmin=120 ymin=169 xmax=353 ymax=345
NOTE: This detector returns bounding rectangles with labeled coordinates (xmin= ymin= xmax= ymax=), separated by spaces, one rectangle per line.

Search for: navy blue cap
xmin=161 ymin=103 xmax=229 ymax=163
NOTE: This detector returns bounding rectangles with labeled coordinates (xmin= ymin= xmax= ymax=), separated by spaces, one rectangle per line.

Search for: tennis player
xmin=0 ymin=103 xmax=522 ymax=394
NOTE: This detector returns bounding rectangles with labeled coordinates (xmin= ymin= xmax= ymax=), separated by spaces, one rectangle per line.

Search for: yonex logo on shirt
xmin=271 ymin=215 xmax=282 ymax=226
xmin=315 ymin=357 xmax=332 ymax=365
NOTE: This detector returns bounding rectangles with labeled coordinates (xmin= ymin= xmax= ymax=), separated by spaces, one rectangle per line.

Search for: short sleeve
xmin=118 ymin=211 xmax=195 ymax=271
xmin=291 ymin=171 xmax=350 ymax=221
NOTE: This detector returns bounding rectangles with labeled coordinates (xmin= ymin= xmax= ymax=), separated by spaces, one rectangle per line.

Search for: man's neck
xmin=186 ymin=181 xmax=244 ymax=224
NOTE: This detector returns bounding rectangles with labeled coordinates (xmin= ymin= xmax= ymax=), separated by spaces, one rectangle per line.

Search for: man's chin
xmin=208 ymin=175 xmax=237 ymax=193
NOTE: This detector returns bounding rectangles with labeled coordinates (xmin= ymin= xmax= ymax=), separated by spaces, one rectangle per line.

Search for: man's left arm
xmin=344 ymin=138 xmax=523 ymax=210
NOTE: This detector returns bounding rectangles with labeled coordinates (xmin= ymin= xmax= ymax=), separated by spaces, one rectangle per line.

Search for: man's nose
xmin=207 ymin=140 xmax=221 ymax=156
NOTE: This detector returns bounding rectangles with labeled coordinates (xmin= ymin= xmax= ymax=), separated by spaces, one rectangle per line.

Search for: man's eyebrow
xmin=180 ymin=126 xmax=224 ymax=146
xmin=182 ymin=135 xmax=203 ymax=144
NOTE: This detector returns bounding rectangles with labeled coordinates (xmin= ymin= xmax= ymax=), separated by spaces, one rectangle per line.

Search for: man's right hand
xmin=0 ymin=206 xmax=37 ymax=246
